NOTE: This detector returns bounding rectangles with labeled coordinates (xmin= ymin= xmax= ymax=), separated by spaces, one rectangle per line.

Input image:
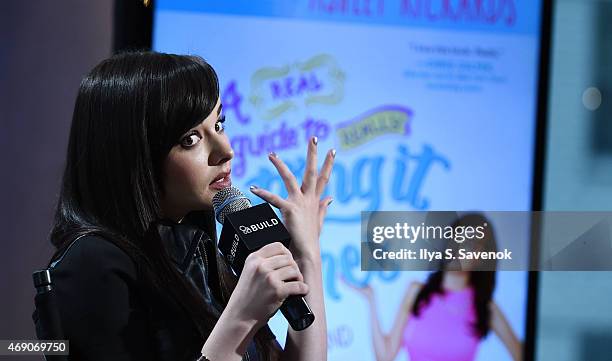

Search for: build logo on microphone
xmin=239 ymin=217 xmax=280 ymax=234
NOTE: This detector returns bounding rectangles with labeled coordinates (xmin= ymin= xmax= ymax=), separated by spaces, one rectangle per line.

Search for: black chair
xmin=32 ymin=246 xmax=74 ymax=361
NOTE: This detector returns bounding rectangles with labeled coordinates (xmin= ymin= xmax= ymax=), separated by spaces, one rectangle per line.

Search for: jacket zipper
xmin=196 ymin=239 xmax=209 ymax=274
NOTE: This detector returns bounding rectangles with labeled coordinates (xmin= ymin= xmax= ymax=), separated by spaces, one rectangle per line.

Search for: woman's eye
xmin=180 ymin=132 xmax=201 ymax=148
xmin=215 ymin=115 xmax=226 ymax=133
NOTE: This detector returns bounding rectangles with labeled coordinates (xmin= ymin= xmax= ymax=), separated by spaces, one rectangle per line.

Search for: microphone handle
xmin=280 ymin=295 xmax=315 ymax=331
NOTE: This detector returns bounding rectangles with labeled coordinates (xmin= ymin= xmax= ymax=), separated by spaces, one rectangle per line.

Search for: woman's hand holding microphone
xmin=202 ymin=242 xmax=310 ymax=361
xmin=226 ymin=242 xmax=308 ymax=329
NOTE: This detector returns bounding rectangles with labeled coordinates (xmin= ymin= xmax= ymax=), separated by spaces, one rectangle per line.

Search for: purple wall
xmin=1 ymin=1 xmax=113 ymax=357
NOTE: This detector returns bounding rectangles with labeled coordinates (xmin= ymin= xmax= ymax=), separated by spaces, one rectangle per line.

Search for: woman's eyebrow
xmin=217 ymin=104 xmax=223 ymax=116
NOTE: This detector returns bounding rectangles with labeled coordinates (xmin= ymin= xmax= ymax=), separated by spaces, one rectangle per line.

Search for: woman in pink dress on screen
xmin=348 ymin=213 xmax=523 ymax=361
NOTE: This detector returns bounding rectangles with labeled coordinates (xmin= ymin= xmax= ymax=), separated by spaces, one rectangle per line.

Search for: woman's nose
xmin=209 ymin=135 xmax=234 ymax=166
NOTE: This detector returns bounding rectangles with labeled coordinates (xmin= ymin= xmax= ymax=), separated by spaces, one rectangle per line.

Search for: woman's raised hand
xmin=249 ymin=136 xmax=335 ymax=262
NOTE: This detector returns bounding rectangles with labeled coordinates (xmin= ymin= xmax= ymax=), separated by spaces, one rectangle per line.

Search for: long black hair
xmin=50 ymin=51 xmax=279 ymax=359
xmin=411 ymin=213 xmax=497 ymax=339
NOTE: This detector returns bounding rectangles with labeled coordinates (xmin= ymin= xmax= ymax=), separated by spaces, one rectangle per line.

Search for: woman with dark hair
xmin=347 ymin=213 xmax=522 ymax=361
xmin=39 ymin=51 xmax=333 ymax=361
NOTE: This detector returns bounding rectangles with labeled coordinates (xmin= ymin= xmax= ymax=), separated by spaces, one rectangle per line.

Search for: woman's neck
xmin=442 ymin=271 xmax=469 ymax=291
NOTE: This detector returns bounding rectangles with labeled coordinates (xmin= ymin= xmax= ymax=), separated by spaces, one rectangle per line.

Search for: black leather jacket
xmin=33 ymin=220 xmax=279 ymax=361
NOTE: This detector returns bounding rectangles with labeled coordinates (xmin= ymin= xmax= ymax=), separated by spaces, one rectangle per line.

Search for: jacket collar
xmin=148 ymin=219 xmax=213 ymax=273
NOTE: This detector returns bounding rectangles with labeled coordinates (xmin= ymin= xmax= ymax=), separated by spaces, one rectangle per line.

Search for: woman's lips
xmin=209 ymin=173 xmax=232 ymax=190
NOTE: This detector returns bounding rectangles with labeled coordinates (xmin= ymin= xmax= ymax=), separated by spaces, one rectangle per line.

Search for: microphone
xmin=212 ymin=186 xmax=315 ymax=331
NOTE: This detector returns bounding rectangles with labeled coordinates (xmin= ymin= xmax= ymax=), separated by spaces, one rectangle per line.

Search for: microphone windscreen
xmin=212 ymin=186 xmax=252 ymax=224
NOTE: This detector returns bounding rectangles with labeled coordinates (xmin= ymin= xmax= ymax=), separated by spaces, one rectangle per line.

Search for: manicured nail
xmin=312 ymin=136 xmax=318 ymax=145
xmin=249 ymin=185 xmax=258 ymax=191
xmin=331 ymin=149 xmax=336 ymax=158
xmin=269 ymin=152 xmax=277 ymax=158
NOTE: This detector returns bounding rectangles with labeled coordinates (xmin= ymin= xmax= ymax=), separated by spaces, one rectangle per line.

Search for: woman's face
xmin=160 ymin=98 xmax=233 ymax=221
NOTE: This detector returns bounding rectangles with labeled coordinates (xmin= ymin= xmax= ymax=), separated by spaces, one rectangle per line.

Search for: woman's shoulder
xmin=407 ymin=281 xmax=424 ymax=294
xmin=50 ymin=234 xmax=138 ymax=282
xmin=44 ymin=235 xmax=157 ymax=360
xmin=401 ymin=281 xmax=424 ymax=310
xmin=49 ymin=234 xmax=145 ymax=325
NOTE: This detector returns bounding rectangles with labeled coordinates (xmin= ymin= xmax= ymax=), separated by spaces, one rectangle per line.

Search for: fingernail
xmin=249 ymin=185 xmax=258 ymax=191
xmin=331 ymin=149 xmax=336 ymax=158
xmin=269 ymin=152 xmax=277 ymax=158
xmin=312 ymin=136 xmax=318 ymax=145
